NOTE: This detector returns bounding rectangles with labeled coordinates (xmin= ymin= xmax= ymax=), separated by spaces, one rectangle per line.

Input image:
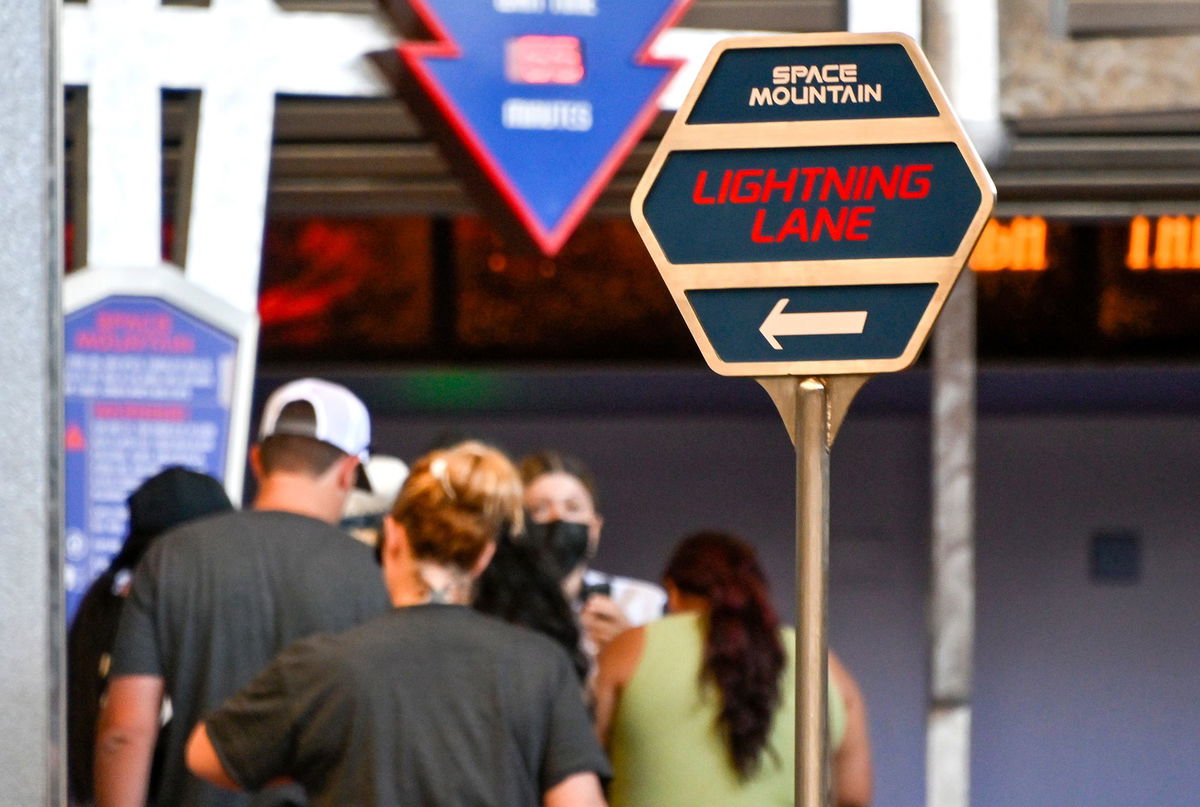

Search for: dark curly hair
xmin=663 ymin=531 xmax=786 ymax=779
xmin=473 ymin=532 xmax=588 ymax=681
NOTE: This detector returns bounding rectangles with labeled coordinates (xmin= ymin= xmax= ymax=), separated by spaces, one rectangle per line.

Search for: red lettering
xmin=847 ymin=206 xmax=873 ymax=240
xmin=777 ymin=208 xmax=809 ymax=241
xmin=731 ymin=170 xmax=764 ymax=204
xmin=749 ymin=205 xmax=876 ymax=243
xmin=692 ymin=171 xmax=716 ymax=204
xmin=717 ymin=170 xmax=732 ymax=204
xmin=762 ymin=168 xmax=798 ymax=203
xmin=813 ymin=207 xmax=848 ymax=240
xmin=900 ymin=164 xmax=932 ymax=198
xmin=852 ymin=165 xmax=869 ymax=199
xmin=94 ymin=403 xmax=188 ymax=421
xmin=750 ymin=209 xmax=775 ymax=242
xmin=799 ymin=167 xmax=823 ymax=201
xmin=865 ymin=166 xmax=900 ymax=199
xmin=95 ymin=313 xmax=172 ymax=333
xmin=819 ymin=167 xmax=856 ymax=201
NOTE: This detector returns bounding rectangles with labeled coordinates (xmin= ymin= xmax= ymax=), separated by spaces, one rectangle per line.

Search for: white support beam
xmin=62 ymin=0 xmax=396 ymax=313
xmin=847 ymin=0 xmax=922 ymax=40
xmin=922 ymin=0 xmax=1007 ymax=165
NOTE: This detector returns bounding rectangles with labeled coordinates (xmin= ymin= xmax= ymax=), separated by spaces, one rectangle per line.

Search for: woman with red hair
xmin=594 ymin=531 xmax=872 ymax=807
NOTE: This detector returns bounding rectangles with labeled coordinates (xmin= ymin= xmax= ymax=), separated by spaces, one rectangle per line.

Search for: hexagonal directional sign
xmin=631 ymin=33 xmax=996 ymax=376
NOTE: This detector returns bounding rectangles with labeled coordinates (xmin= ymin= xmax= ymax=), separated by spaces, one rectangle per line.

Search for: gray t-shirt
xmin=205 ymin=605 xmax=611 ymax=807
xmin=111 ymin=509 xmax=392 ymax=807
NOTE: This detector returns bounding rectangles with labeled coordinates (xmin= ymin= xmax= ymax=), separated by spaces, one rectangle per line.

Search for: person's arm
xmin=195 ymin=638 xmax=341 ymax=793
xmin=544 ymin=771 xmax=608 ymax=807
xmin=591 ymin=625 xmax=644 ymax=747
xmin=186 ymin=722 xmax=242 ymax=791
xmin=829 ymin=652 xmax=873 ymax=807
xmin=579 ymin=595 xmax=632 ymax=653
xmin=94 ymin=675 xmax=165 ymax=807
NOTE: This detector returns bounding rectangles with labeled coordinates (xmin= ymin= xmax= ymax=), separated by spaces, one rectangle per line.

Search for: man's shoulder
xmin=416 ymin=607 xmax=569 ymax=660
xmin=156 ymin=509 xmax=359 ymax=551
xmin=136 ymin=509 xmax=245 ymax=566
xmin=475 ymin=611 xmax=579 ymax=678
xmin=328 ymin=608 xmax=564 ymax=671
xmin=152 ymin=508 xmax=261 ymax=546
xmin=143 ymin=509 xmax=379 ymax=585
xmin=252 ymin=510 xmax=377 ymax=550
xmin=164 ymin=507 xmax=245 ymax=535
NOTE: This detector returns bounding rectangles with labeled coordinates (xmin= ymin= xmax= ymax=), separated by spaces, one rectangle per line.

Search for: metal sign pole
xmin=796 ymin=377 xmax=831 ymax=806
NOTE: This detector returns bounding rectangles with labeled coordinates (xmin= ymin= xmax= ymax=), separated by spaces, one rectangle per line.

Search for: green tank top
xmin=608 ymin=612 xmax=846 ymax=807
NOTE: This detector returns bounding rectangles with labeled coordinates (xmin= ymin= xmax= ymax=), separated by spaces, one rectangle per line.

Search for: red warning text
xmin=93 ymin=403 xmax=189 ymax=421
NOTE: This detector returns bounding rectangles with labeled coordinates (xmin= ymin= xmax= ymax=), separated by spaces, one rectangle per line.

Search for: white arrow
xmin=759 ymin=298 xmax=868 ymax=349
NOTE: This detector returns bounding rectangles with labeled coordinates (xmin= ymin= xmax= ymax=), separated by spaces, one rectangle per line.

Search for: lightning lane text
xmin=692 ymin=164 xmax=933 ymax=243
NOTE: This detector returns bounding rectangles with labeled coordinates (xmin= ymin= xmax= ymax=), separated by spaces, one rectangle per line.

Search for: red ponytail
xmin=663 ymin=531 xmax=785 ymax=779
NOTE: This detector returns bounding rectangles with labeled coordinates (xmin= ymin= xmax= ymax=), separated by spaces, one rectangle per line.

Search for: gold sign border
xmin=631 ymin=32 xmax=997 ymax=377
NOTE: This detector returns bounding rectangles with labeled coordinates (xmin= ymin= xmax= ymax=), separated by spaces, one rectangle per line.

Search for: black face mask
xmin=524 ymin=520 xmax=591 ymax=581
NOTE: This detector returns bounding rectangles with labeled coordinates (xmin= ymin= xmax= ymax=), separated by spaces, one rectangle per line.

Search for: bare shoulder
xmin=829 ymin=651 xmax=864 ymax=707
xmin=596 ymin=624 xmax=646 ymax=687
xmin=592 ymin=624 xmax=648 ymax=747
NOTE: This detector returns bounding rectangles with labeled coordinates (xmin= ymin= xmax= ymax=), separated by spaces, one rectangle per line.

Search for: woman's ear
xmin=664 ymin=580 xmax=683 ymax=613
xmin=588 ymin=514 xmax=604 ymax=556
xmin=381 ymin=516 xmax=408 ymax=566
xmin=248 ymin=444 xmax=265 ymax=482
xmin=469 ymin=540 xmax=498 ymax=579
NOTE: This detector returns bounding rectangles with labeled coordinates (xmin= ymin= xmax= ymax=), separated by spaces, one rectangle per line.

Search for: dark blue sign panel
xmin=64 ymin=297 xmax=237 ymax=621
xmin=687 ymin=44 xmax=938 ymax=125
xmin=685 ymin=284 xmax=937 ymax=362
xmin=643 ymin=142 xmax=981 ymax=265
xmin=396 ymin=0 xmax=692 ymax=255
xmin=631 ymin=34 xmax=996 ymax=375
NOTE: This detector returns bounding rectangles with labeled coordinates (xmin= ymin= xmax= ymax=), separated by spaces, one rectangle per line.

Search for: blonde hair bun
xmin=392 ymin=441 xmax=523 ymax=571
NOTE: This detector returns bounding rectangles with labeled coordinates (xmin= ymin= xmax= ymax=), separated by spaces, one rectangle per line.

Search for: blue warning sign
xmin=64 ymin=296 xmax=238 ymax=620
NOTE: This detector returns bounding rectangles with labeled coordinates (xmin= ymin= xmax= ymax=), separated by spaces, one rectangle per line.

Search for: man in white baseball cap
xmin=96 ymin=378 xmax=392 ymax=807
xmin=256 ymin=377 xmax=374 ymax=494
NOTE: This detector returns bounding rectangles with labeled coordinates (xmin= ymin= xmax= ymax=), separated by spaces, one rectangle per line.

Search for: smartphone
xmin=578 ymin=580 xmax=612 ymax=604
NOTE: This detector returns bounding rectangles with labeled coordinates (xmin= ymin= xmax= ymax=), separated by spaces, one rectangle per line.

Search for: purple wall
xmin=973 ymin=417 xmax=1200 ymax=807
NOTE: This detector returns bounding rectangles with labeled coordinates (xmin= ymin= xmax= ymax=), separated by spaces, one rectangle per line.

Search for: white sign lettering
xmin=750 ymin=62 xmax=883 ymax=107
xmin=502 ymin=98 xmax=594 ymax=131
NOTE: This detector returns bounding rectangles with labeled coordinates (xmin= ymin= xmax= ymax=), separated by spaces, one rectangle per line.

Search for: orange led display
xmin=969 ymin=216 xmax=1048 ymax=272
xmin=1126 ymin=215 xmax=1200 ymax=271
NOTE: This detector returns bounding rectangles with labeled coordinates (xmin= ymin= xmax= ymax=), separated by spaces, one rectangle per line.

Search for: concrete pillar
xmin=927 ymin=268 xmax=977 ymax=807
xmin=0 ymin=0 xmax=66 ymax=805
xmin=923 ymin=1 xmax=1002 ymax=805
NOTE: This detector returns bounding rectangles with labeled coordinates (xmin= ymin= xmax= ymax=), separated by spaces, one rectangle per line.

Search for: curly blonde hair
xmin=392 ymin=441 xmax=523 ymax=572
